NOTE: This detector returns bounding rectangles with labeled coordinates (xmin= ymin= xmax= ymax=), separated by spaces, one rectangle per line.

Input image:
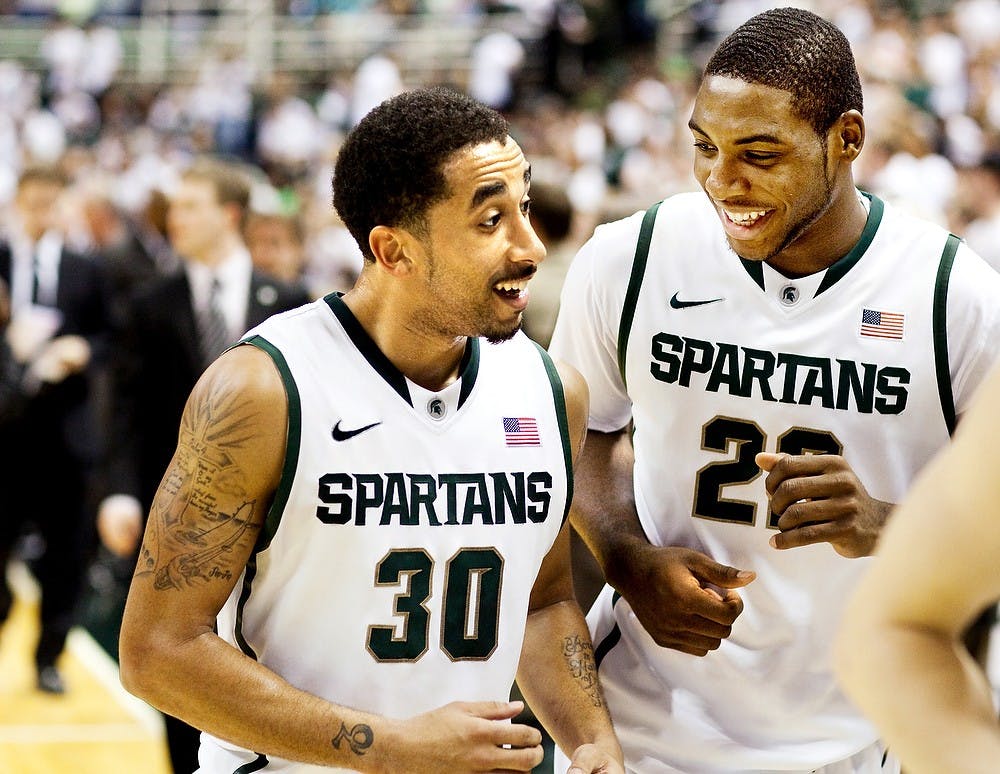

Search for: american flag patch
xmin=503 ymin=417 xmax=540 ymax=447
xmin=860 ymin=308 xmax=904 ymax=340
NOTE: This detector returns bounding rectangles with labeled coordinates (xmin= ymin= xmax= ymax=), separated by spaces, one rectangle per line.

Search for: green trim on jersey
xmin=815 ymin=192 xmax=883 ymax=296
xmin=233 ymin=553 xmax=260 ymax=660
xmin=739 ymin=258 xmax=765 ymax=290
xmin=244 ymin=335 xmax=302 ymax=549
xmin=325 ymin=293 xmax=412 ymax=405
xmin=232 ymin=754 xmax=269 ymax=773
xmin=234 ymin=335 xmax=303 ymax=661
xmin=457 ymin=337 xmax=480 ymax=409
xmin=533 ymin=341 xmax=574 ymax=524
xmin=738 ymin=192 xmax=885 ymax=295
xmin=594 ymin=592 xmax=624 ymax=669
xmin=933 ymin=234 xmax=961 ymax=435
xmin=324 ymin=293 xmax=481 ymax=409
xmin=618 ymin=201 xmax=662 ymax=387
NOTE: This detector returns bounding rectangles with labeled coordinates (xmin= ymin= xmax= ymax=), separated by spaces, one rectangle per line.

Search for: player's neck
xmin=341 ymin=284 xmax=467 ymax=392
xmin=768 ymin=187 xmax=869 ymax=278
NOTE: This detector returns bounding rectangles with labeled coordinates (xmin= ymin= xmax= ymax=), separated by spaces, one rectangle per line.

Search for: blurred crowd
xmin=3 ymin=0 xmax=1000 ymax=288
xmin=0 ymin=0 xmax=998 ymax=709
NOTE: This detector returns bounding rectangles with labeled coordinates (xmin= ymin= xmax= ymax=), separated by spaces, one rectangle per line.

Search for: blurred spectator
xmin=39 ymin=15 xmax=88 ymax=99
xmin=189 ymin=43 xmax=256 ymax=160
xmin=469 ymin=29 xmax=525 ymax=110
xmin=521 ymin=180 xmax=575 ymax=348
xmin=256 ymin=72 xmax=326 ymax=186
xmin=244 ymin=207 xmax=308 ymax=285
xmin=299 ymin=204 xmax=364 ymax=295
xmin=348 ymin=49 xmax=404 ymax=126
xmin=0 ymin=164 xmax=110 ymax=696
xmin=918 ymin=11 xmax=968 ymax=120
xmin=951 ymin=157 xmax=1000 ymax=272
xmin=76 ymin=177 xmax=174 ymax=326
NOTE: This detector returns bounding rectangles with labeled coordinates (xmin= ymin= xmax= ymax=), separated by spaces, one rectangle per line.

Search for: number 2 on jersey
xmin=367 ymin=547 xmax=504 ymax=662
xmin=693 ymin=416 xmax=842 ymax=527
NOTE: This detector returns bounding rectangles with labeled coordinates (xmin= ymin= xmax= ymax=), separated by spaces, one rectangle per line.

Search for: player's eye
xmin=745 ymin=151 xmax=779 ymax=163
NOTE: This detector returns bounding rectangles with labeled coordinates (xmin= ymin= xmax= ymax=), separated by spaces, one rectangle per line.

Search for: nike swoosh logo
xmin=331 ymin=420 xmax=382 ymax=442
xmin=669 ymin=292 xmax=725 ymax=309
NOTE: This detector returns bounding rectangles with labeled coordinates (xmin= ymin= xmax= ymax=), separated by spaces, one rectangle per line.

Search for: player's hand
xmin=614 ymin=544 xmax=755 ymax=656
xmin=756 ymin=452 xmax=892 ymax=558
xmin=565 ymin=741 xmax=625 ymax=773
xmin=97 ymin=494 xmax=144 ymax=557
xmin=378 ymin=700 xmax=543 ymax=773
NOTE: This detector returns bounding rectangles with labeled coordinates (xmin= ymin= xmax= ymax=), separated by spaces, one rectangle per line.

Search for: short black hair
xmin=333 ymin=86 xmax=509 ymax=263
xmin=704 ymin=7 xmax=863 ymax=135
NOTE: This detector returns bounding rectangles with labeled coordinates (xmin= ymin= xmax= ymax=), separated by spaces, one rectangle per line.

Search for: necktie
xmin=198 ymin=277 xmax=230 ymax=368
xmin=31 ymin=255 xmax=40 ymax=304
xmin=31 ymin=239 xmax=58 ymax=307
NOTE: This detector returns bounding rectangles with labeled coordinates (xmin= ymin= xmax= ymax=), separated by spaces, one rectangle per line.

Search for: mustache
xmin=494 ymin=265 xmax=537 ymax=284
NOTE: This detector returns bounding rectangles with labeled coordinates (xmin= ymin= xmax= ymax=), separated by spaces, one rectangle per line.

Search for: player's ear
xmin=836 ymin=110 xmax=865 ymax=161
xmin=369 ymin=226 xmax=416 ymax=275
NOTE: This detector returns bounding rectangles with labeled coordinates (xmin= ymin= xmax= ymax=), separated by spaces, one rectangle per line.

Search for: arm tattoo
xmin=135 ymin=376 xmax=265 ymax=589
xmin=563 ymin=634 xmax=605 ymax=708
xmin=331 ymin=722 xmax=374 ymax=756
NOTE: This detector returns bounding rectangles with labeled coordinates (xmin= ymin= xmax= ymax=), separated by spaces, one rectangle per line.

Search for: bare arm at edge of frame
xmin=835 ymin=365 xmax=1000 ymax=774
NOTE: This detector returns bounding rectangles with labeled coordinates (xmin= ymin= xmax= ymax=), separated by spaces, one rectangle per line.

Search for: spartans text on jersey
xmin=650 ymin=333 xmax=910 ymax=414
xmin=316 ymin=471 xmax=553 ymax=526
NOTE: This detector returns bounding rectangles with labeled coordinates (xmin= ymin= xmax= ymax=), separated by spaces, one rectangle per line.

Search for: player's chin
xmin=484 ymin=317 xmax=522 ymax=345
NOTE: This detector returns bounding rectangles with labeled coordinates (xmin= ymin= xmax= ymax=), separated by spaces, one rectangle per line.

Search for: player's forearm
xmin=120 ymin=626 xmax=396 ymax=771
xmin=516 ymin=599 xmax=623 ymax=764
xmin=838 ymin=624 xmax=1000 ymax=773
xmin=571 ymin=427 xmax=649 ymax=589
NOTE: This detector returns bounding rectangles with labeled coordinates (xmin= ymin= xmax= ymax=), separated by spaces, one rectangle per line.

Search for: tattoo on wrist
xmin=563 ymin=634 xmax=605 ymax=708
xmin=331 ymin=722 xmax=374 ymax=756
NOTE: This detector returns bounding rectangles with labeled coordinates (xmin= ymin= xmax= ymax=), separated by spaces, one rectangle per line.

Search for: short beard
xmin=485 ymin=319 xmax=522 ymax=345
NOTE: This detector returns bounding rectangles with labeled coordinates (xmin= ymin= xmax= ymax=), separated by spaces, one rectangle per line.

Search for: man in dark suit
xmin=0 ymin=165 xmax=111 ymax=695
xmin=97 ymin=156 xmax=309 ymax=774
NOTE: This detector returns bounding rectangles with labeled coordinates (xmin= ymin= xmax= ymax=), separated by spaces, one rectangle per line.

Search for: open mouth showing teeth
xmin=724 ymin=209 xmax=768 ymax=225
xmin=494 ymin=279 xmax=528 ymax=298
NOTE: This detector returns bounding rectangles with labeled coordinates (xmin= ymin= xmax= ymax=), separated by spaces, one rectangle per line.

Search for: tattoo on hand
xmin=563 ymin=634 xmax=605 ymax=708
xmin=331 ymin=722 xmax=374 ymax=756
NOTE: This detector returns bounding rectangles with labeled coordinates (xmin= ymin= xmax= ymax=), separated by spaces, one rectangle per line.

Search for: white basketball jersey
xmin=550 ymin=191 xmax=1000 ymax=772
xmin=198 ymin=295 xmax=572 ymax=774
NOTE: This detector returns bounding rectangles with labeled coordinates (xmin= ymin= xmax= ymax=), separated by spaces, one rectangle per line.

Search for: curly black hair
xmin=705 ymin=7 xmax=863 ymax=136
xmin=333 ymin=87 xmax=509 ymax=263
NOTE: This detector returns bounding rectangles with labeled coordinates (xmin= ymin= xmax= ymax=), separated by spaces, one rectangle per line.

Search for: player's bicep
xmin=129 ymin=345 xmax=288 ymax=633
xmin=526 ymin=523 xmax=575 ymax=614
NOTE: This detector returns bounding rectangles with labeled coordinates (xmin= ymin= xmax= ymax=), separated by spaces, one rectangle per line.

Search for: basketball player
xmin=548 ymin=8 xmax=1000 ymax=773
xmin=835 ymin=364 xmax=1000 ymax=773
xmin=118 ymin=88 xmax=624 ymax=773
